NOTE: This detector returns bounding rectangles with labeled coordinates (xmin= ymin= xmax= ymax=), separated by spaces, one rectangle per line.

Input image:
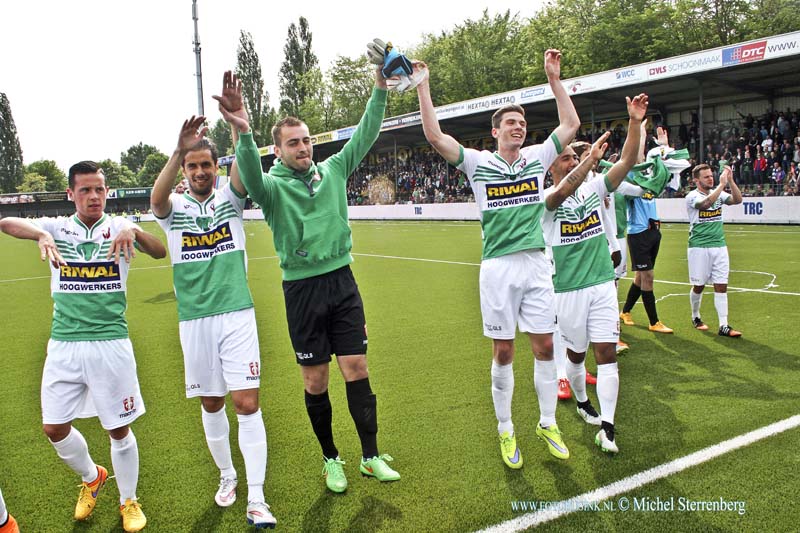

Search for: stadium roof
xmin=219 ymin=30 xmax=800 ymax=165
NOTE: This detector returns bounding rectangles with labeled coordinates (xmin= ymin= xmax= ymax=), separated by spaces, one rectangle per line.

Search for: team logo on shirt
xmin=76 ymin=242 xmax=100 ymax=261
xmin=195 ymin=216 xmax=214 ymax=231
xmin=560 ymin=210 xmax=604 ymax=242
xmin=102 ymin=228 xmax=111 ymax=239
xmin=484 ymin=176 xmax=541 ymax=209
xmin=180 ymin=221 xmax=236 ymax=260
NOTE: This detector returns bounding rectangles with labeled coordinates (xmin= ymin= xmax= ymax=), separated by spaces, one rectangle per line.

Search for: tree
xmin=279 ymin=17 xmax=319 ymax=118
xmin=0 ymin=92 xmax=24 ymax=193
xmin=25 ymin=159 xmax=66 ymax=191
xmin=17 ymin=172 xmax=46 ymax=193
xmin=136 ymin=152 xmax=169 ymax=187
xmin=96 ymin=159 xmax=137 ymax=189
xmin=209 ymin=118 xmax=233 ymax=156
xmin=236 ymin=30 xmax=277 ymax=147
xmin=328 ymin=55 xmax=375 ymax=129
xmin=121 ymin=142 xmax=160 ymax=175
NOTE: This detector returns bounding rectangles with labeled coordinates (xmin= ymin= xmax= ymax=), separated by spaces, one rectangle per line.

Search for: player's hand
xmin=607 ymin=152 xmax=619 ymax=164
xmin=626 ymin=93 xmax=648 ymax=122
xmin=611 ymin=250 xmax=622 ymax=268
xmin=589 ymin=131 xmax=611 ymax=161
xmin=212 ymin=71 xmax=248 ymax=121
xmin=38 ymin=232 xmax=66 ymax=268
xmin=107 ymin=227 xmax=136 ymax=264
xmin=177 ymin=116 xmax=208 ymax=153
xmin=723 ymin=165 xmax=735 ymax=183
xmin=656 ymin=126 xmax=669 ymax=147
xmin=544 ymin=49 xmax=562 ymax=80
xmin=720 ymin=166 xmax=731 ymax=186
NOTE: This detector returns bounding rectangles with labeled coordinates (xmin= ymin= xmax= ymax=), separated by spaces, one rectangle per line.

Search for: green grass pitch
xmin=1 ymin=220 xmax=798 ymax=532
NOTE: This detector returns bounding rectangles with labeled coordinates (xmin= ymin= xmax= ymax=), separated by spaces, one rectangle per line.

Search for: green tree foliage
xmin=297 ymin=67 xmax=333 ymax=134
xmin=236 ymin=30 xmax=277 ymax=147
xmin=17 ymin=172 xmax=46 ymax=193
xmin=25 ymin=160 xmax=66 ymax=191
xmin=209 ymin=118 xmax=233 ymax=156
xmin=121 ymin=142 xmax=160 ymax=175
xmin=328 ymin=55 xmax=375 ymax=128
xmin=136 ymin=152 xmax=169 ymax=187
xmin=0 ymin=92 xmax=24 ymax=193
xmin=96 ymin=159 xmax=137 ymax=189
xmin=279 ymin=17 xmax=319 ymax=118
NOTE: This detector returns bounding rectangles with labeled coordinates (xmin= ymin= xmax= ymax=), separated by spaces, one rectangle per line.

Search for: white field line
xmin=476 ymin=414 xmax=800 ymax=533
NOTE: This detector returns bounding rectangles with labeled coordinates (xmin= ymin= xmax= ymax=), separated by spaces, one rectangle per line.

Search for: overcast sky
xmin=0 ymin=1 xmax=546 ymax=173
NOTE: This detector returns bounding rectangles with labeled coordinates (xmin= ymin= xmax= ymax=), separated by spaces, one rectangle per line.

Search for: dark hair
xmin=691 ymin=163 xmax=711 ymax=180
xmin=68 ymin=161 xmax=104 ymax=189
xmin=491 ymin=104 xmax=525 ymax=129
xmin=181 ymin=138 xmax=219 ymax=167
xmin=570 ymin=141 xmax=591 ymax=158
xmin=272 ymin=116 xmax=306 ymax=146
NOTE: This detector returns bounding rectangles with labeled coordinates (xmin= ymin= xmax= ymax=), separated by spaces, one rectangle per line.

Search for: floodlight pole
xmin=192 ymin=0 xmax=204 ymax=116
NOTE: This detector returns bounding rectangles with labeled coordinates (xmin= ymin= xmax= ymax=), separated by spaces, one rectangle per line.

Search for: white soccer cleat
xmin=246 ymin=501 xmax=277 ymax=529
xmin=595 ymin=428 xmax=619 ymax=454
xmin=577 ymin=404 xmax=602 ymax=426
xmin=215 ymin=476 xmax=237 ymax=507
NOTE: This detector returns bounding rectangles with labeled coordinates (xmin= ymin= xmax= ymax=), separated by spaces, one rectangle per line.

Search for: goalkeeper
xmin=215 ymin=58 xmax=401 ymax=495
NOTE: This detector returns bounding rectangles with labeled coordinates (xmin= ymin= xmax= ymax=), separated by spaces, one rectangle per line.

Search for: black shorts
xmin=282 ymin=265 xmax=368 ymax=366
xmin=627 ymin=223 xmax=661 ymax=271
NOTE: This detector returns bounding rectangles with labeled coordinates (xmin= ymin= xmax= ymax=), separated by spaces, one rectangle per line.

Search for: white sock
xmin=553 ymin=331 xmax=567 ymax=380
xmin=238 ymin=410 xmax=267 ymax=503
xmin=0 ymin=487 xmax=7 ymax=524
xmin=690 ymin=290 xmax=703 ymax=318
xmin=110 ymin=430 xmax=139 ymax=505
xmin=202 ymin=405 xmax=236 ymax=479
xmin=534 ymin=359 xmax=558 ymax=428
xmin=491 ymin=361 xmax=514 ymax=435
xmin=597 ymin=363 xmax=620 ymax=424
xmin=714 ymin=292 xmax=728 ymax=326
xmin=566 ymin=360 xmax=588 ymax=403
xmin=50 ymin=427 xmax=97 ymax=482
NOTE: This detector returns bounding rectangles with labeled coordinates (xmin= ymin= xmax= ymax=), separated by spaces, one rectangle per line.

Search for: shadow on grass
xmin=345 ymin=495 xmax=402 ymax=533
xmin=143 ymin=291 xmax=176 ymax=304
xmin=189 ymin=502 xmax=225 ymax=533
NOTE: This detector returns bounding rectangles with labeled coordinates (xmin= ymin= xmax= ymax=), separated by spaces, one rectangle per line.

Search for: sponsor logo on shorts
xmin=186 ymin=383 xmax=201 ymax=391
xmin=247 ymin=361 xmax=261 ymax=381
xmin=180 ymin=222 xmax=236 ymax=260
xmin=296 ymin=352 xmax=314 ymax=360
xmin=485 ymin=323 xmax=503 ymax=332
xmin=119 ymin=396 xmax=137 ymax=419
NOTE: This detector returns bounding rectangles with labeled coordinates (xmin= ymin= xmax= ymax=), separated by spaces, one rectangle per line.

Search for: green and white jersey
xmin=156 ymin=183 xmax=253 ymax=321
xmin=36 ymin=214 xmax=134 ymax=341
xmin=455 ymin=134 xmax=561 ymax=259
xmin=543 ymin=175 xmax=615 ymax=293
xmin=686 ymin=189 xmax=731 ymax=248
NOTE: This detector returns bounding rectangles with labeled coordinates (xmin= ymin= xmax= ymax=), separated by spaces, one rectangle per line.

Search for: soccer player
xmin=0 ymin=489 xmax=18 ymax=533
xmin=150 ymin=115 xmax=276 ymax=528
xmin=414 ymin=50 xmax=581 ymax=468
xmin=0 ymin=161 xmax=166 ymax=532
xmin=619 ymin=126 xmax=673 ymax=334
xmin=544 ymin=94 xmax=648 ymax=453
xmin=686 ymin=164 xmax=743 ymax=336
xmin=218 ymin=67 xmax=400 ymax=494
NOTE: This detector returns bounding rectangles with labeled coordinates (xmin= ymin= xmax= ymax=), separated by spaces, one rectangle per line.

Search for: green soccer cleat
xmin=536 ymin=424 xmax=570 ymax=459
xmin=499 ymin=431 xmax=523 ymax=469
xmin=360 ymin=454 xmax=400 ymax=482
xmin=322 ymin=457 xmax=348 ymax=493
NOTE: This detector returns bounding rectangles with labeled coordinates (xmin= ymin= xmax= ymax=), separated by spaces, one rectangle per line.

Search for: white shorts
xmin=688 ymin=246 xmax=729 ymax=286
xmin=479 ymin=250 xmax=555 ymax=339
xmin=179 ymin=307 xmax=261 ymax=398
xmin=42 ymin=338 xmax=145 ymax=430
xmin=555 ymin=281 xmax=620 ymax=353
xmin=615 ymin=236 xmax=628 ymax=279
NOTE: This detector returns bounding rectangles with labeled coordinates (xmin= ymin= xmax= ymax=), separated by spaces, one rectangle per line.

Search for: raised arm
xmin=212 ymin=71 xmax=247 ymax=196
xmin=604 ymin=94 xmax=648 ymax=190
xmin=545 ymin=49 xmax=580 ymax=150
xmin=415 ymin=62 xmax=461 ymax=164
xmin=0 ymin=217 xmax=65 ymax=266
xmin=725 ymin=166 xmax=743 ymax=205
xmin=151 ymin=116 xmax=208 ymax=218
xmin=546 ymin=131 xmax=611 ymax=210
xmin=695 ymin=169 xmax=730 ymax=210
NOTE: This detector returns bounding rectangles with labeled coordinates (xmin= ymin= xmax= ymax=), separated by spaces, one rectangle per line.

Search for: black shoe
xmin=718 ymin=325 xmax=742 ymax=337
xmin=693 ymin=317 xmax=709 ymax=330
